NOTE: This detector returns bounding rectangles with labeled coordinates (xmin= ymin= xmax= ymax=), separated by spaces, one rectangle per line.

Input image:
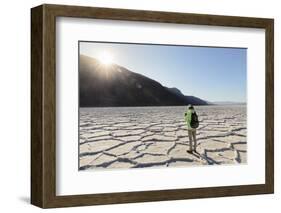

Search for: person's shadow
xmin=193 ymin=150 xmax=202 ymax=158
xmin=186 ymin=150 xmax=202 ymax=159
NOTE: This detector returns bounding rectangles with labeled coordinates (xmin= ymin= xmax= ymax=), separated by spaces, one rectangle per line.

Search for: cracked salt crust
xmin=79 ymin=105 xmax=247 ymax=170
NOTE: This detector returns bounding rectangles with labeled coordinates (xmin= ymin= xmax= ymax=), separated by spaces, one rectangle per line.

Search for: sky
xmin=80 ymin=41 xmax=247 ymax=103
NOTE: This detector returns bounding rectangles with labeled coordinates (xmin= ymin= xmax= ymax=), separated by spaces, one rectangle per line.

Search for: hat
xmin=188 ymin=104 xmax=194 ymax=109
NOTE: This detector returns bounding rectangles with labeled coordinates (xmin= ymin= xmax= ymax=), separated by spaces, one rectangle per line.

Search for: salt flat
xmin=79 ymin=105 xmax=247 ymax=170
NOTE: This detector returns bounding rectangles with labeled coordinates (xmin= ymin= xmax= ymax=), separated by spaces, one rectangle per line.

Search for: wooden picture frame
xmin=31 ymin=4 xmax=274 ymax=208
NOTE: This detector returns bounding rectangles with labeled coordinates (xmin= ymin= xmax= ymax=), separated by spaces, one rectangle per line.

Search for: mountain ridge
xmin=79 ymin=54 xmax=209 ymax=107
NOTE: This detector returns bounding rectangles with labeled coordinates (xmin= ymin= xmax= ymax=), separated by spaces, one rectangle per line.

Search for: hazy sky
xmin=80 ymin=41 xmax=247 ymax=102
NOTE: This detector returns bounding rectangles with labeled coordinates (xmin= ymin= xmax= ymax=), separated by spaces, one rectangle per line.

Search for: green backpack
xmin=190 ymin=111 xmax=199 ymax=128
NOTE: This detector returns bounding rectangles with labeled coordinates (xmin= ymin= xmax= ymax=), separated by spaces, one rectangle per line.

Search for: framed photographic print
xmin=31 ymin=4 xmax=274 ymax=208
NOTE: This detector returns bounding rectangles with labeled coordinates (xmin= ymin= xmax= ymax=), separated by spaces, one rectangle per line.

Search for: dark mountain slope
xmin=79 ymin=55 xmax=208 ymax=107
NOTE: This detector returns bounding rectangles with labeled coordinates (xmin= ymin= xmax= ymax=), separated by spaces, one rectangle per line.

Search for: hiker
xmin=184 ymin=104 xmax=199 ymax=153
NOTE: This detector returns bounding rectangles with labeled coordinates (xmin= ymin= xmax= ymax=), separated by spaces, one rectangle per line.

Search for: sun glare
xmin=97 ymin=51 xmax=114 ymax=65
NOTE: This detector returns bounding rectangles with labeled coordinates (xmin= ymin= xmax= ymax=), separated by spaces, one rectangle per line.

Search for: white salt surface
xmin=79 ymin=105 xmax=247 ymax=170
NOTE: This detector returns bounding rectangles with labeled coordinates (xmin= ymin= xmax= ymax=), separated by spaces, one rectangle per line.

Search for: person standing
xmin=184 ymin=105 xmax=199 ymax=153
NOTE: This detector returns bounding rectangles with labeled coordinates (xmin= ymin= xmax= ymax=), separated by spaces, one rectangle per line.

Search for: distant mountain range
xmin=79 ymin=55 xmax=209 ymax=107
xmin=166 ymin=87 xmax=208 ymax=105
xmin=211 ymin=101 xmax=246 ymax=105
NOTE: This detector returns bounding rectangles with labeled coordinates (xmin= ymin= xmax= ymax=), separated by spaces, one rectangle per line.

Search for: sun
xmin=97 ymin=51 xmax=114 ymax=65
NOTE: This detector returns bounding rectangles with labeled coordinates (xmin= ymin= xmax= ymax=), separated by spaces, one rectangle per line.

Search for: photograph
xmin=78 ymin=41 xmax=247 ymax=171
